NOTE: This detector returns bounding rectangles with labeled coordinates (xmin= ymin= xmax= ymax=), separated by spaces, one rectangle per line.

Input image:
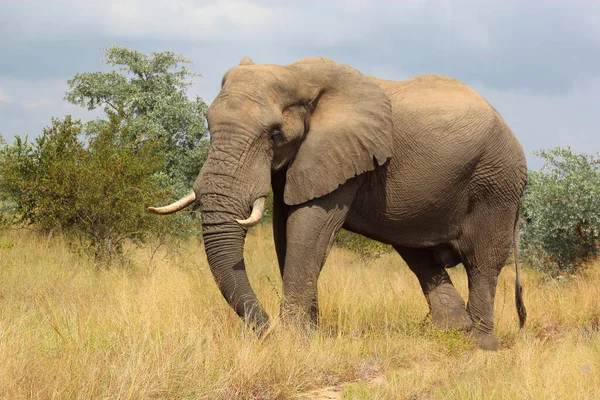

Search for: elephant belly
xmin=344 ymin=209 xmax=461 ymax=248
xmin=344 ymin=168 xmax=470 ymax=248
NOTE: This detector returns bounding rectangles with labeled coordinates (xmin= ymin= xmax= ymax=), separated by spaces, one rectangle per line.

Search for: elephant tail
xmin=513 ymin=211 xmax=527 ymax=328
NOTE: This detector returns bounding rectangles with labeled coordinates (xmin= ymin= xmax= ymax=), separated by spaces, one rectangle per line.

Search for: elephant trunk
xmin=202 ymin=219 xmax=270 ymax=330
xmin=193 ymin=126 xmax=272 ymax=331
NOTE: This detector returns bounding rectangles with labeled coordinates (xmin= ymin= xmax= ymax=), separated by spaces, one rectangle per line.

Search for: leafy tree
xmin=520 ymin=146 xmax=600 ymax=274
xmin=0 ymin=116 xmax=174 ymax=263
xmin=65 ymin=46 xmax=209 ymax=191
xmin=0 ymin=46 xmax=211 ymax=264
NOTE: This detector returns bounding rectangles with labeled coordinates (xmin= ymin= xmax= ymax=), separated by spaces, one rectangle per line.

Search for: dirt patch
xmin=292 ymin=374 xmax=385 ymax=400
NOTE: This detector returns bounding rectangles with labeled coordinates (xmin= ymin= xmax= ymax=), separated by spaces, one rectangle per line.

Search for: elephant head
xmin=149 ymin=56 xmax=393 ymax=329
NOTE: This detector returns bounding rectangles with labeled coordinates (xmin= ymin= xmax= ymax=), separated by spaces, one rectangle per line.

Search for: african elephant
xmin=149 ymin=56 xmax=527 ymax=351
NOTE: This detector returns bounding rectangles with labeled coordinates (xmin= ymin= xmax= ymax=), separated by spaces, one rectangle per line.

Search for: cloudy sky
xmin=1 ymin=0 xmax=598 ymax=168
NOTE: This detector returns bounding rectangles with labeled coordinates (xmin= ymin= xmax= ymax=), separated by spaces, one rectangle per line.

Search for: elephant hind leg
xmin=456 ymin=208 xmax=516 ymax=351
xmin=395 ymin=246 xmax=472 ymax=331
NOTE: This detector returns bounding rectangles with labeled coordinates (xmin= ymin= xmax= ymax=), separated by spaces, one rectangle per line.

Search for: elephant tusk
xmin=236 ymin=197 xmax=266 ymax=228
xmin=148 ymin=191 xmax=196 ymax=215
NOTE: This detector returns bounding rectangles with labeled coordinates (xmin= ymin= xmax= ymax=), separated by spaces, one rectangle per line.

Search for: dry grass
xmin=0 ymin=225 xmax=598 ymax=399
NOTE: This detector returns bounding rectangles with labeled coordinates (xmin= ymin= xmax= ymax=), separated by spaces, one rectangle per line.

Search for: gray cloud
xmin=0 ymin=0 xmax=598 ymax=169
xmin=2 ymin=0 xmax=598 ymax=93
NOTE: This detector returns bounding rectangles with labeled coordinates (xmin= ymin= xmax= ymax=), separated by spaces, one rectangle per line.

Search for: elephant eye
xmin=271 ymin=130 xmax=283 ymax=144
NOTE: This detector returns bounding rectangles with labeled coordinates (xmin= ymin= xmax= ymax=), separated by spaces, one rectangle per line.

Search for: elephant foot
xmin=474 ymin=332 xmax=499 ymax=351
xmin=430 ymin=307 xmax=473 ymax=331
xmin=427 ymin=283 xmax=472 ymax=331
xmin=280 ymin=302 xmax=320 ymax=331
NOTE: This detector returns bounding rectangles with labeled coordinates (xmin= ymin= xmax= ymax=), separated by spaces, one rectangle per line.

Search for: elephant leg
xmin=463 ymin=260 xmax=503 ymax=351
xmin=458 ymin=211 xmax=515 ymax=351
xmin=281 ymin=177 xmax=363 ymax=326
xmin=395 ymin=246 xmax=472 ymax=331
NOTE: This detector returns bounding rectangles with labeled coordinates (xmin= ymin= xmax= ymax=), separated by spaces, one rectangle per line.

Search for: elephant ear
xmin=283 ymin=62 xmax=393 ymax=206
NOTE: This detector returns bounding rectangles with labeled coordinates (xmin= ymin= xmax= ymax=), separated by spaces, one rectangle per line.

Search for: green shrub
xmin=0 ymin=46 xmax=213 ymax=264
xmin=520 ymin=146 xmax=600 ymax=274
xmin=0 ymin=116 xmax=181 ymax=264
xmin=335 ymin=230 xmax=393 ymax=259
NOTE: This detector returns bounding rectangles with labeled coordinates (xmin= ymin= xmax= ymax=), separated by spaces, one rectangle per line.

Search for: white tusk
xmin=148 ymin=191 xmax=196 ymax=215
xmin=236 ymin=197 xmax=266 ymax=227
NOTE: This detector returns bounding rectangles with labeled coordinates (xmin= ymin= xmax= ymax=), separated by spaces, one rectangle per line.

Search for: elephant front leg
xmin=396 ymin=246 xmax=472 ymax=331
xmin=280 ymin=178 xmax=361 ymax=327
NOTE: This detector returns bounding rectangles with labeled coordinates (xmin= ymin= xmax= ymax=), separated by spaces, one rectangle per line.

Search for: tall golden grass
xmin=0 ymin=225 xmax=598 ymax=399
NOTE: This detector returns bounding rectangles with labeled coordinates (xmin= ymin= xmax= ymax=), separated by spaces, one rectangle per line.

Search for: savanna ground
xmin=0 ymin=225 xmax=599 ymax=399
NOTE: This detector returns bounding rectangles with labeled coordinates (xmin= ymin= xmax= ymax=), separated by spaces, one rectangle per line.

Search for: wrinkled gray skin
xmin=152 ymin=56 xmax=527 ymax=351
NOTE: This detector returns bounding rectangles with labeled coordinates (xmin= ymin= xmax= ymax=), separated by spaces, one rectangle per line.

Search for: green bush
xmin=0 ymin=46 xmax=212 ymax=264
xmin=0 ymin=116 xmax=181 ymax=263
xmin=335 ymin=230 xmax=393 ymax=259
xmin=520 ymin=146 xmax=600 ymax=274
